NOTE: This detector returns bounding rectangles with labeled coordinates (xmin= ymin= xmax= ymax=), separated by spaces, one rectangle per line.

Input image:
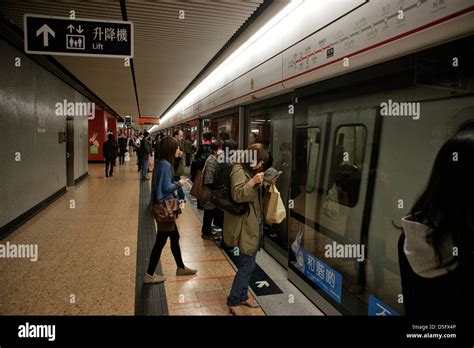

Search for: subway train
xmin=150 ymin=0 xmax=474 ymax=315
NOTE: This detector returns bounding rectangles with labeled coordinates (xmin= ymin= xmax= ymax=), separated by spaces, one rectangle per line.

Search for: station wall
xmin=0 ymin=38 xmax=89 ymax=234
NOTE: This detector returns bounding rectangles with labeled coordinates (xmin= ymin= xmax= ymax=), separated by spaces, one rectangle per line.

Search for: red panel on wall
xmin=88 ymin=109 xmax=106 ymax=161
xmin=107 ymin=117 xmax=117 ymax=139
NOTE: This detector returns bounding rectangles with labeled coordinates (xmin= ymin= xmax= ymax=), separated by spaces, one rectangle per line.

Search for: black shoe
xmin=202 ymin=234 xmax=219 ymax=241
xmin=105 ymin=174 xmax=109 ymax=178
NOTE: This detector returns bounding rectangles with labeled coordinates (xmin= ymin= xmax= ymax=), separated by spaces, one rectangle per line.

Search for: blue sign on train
xmin=368 ymin=295 xmax=399 ymax=316
xmin=294 ymin=247 xmax=342 ymax=303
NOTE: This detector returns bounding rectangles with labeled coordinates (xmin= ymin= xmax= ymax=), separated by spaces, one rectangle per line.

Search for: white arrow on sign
xmin=255 ymin=280 xmax=269 ymax=288
xmin=36 ymin=24 xmax=55 ymax=47
xmin=77 ymin=25 xmax=83 ymax=34
xmin=67 ymin=24 xmax=75 ymax=33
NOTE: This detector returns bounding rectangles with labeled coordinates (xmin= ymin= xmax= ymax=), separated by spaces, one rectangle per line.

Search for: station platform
xmin=0 ymin=159 xmax=322 ymax=316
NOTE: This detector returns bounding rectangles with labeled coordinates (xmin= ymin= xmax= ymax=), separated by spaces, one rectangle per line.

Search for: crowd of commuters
xmin=140 ymin=129 xmax=274 ymax=315
xmin=101 ymin=125 xmax=474 ymax=316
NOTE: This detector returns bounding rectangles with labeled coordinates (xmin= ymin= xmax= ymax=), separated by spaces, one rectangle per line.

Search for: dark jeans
xmin=141 ymin=158 xmax=149 ymax=179
xmin=147 ymin=228 xmax=185 ymax=275
xmin=201 ymin=208 xmax=223 ymax=235
xmin=119 ymin=150 xmax=126 ymax=165
xmin=137 ymin=153 xmax=142 ymax=170
xmin=105 ymin=157 xmax=114 ymax=176
xmin=227 ymin=252 xmax=257 ymax=306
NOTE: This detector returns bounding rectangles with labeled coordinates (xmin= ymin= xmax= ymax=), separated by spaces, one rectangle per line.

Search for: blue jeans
xmin=227 ymin=252 xmax=257 ymax=306
xmin=141 ymin=159 xmax=149 ymax=179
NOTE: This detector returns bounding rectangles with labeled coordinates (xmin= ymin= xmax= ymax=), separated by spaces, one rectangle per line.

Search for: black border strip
xmin=357 ymin=107 xmax=384 ymax=285
xmin=74 ymin=171 xmax=89 ymax=185
xmin=0 ymin=187 xmax=67 ymax=240
xmin=134 ymin=180 xmax=168 ymax=316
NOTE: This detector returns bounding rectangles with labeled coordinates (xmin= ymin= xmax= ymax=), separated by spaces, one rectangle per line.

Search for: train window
xmin=306 ymin=127 xmax=321 ymax=193
xmin=326 ymin=125 xmax=366 ymax=208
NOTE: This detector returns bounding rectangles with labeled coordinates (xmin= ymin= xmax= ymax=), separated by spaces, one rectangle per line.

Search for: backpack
xmin=191 ymin=144 xmax=212 ymax=182
xmin=210 ymin=162 xmax=247 ymax=215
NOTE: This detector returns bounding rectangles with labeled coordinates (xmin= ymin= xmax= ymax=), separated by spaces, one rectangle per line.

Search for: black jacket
xmin=191 ymin=143 xmax=212 ymax=182
xmin=140 ymin=138 xmax=152 ymax=160
xmin=103 ymin=140 xmax=117 ymax=159
xmin=118 ymin=136 xmax=128 ymax=150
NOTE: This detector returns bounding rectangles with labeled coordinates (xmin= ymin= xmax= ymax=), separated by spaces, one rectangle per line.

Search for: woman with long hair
xmin=144 ymin=136 xmax=197 ymax=283
xmin=399 ymin=130 xmax=474 ymax=315
xmin=224 ymin=143 xmax=270 ymax=315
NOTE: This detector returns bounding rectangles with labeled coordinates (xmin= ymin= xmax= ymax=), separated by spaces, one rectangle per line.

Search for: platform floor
xmin=0 ymin=161 xmax=138 ymax=315
xmin=1 ymin=158 xmax=321 ymax=316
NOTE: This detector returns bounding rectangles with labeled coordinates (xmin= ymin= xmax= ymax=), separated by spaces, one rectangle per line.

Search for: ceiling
xmin=0 ymin=0 xmax=264 ymax=121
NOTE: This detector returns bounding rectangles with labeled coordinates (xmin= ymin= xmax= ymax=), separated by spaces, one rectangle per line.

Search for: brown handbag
xmin=153 ymin=199 xmax=182 ymax=224
xmin=190 ymin=169 xmax=211 ymax=203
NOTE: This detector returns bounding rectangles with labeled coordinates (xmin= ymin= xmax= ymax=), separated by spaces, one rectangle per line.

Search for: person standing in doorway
xmin=103 ymin=133 xmax=118 ymax=178
xmin=184 ymin=136 xmax=193 ymax=168
xmin=173 ymin=129 xmax=186 ymax=200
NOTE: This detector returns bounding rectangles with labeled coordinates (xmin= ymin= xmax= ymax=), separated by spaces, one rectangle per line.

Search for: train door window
xmin=306 ymin=127 xmax=321 ymax=193
xmin=289 ymin=107 xmax=376 ymax=315
xmin=247 ymin=109 xmax=271 ymax=148
xmin=210 ymin=114 xmax=239 ymax=143
xmin=327 ymin=125 xmax=366 ymax=208
xmin=262 ymin=105 xmax=293 ymax=257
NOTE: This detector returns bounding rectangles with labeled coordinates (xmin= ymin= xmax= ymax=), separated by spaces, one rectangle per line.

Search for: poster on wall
xmin=89 ymin=132 xmax=100 ymax=154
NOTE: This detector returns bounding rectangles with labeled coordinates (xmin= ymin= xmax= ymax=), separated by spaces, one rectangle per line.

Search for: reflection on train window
xmin=306 ymin=127 xmax=321 ymax=193
xmin=327 ymin=125 xmax=366 ymax=207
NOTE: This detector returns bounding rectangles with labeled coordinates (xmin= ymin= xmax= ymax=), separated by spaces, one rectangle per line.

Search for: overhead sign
xmin=138 ymin=117 xmax=159 ymax=125
xmin=24 ymin=14 xmax=133 ymax=58
xmin=124 ymin=116 xmax=132 ymax=128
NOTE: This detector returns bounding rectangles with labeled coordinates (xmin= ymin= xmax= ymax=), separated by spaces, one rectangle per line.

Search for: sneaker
xmin=176 ymin=266 xmax=197 ymax=276
xmin=144 ymin=274 xmax=166 ymax=283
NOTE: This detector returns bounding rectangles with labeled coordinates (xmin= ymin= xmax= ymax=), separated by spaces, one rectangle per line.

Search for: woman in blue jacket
xmin=144 ymin=136 xmax=197 ymax=283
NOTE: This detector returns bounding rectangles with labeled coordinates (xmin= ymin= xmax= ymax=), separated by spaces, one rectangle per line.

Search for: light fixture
xmin=151 ymin=0 xmax=303 ymax=134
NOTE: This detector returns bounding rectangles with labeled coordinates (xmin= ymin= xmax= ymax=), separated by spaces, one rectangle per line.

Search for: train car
xmin=151 ymin=0 xmax=474 ymax=315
